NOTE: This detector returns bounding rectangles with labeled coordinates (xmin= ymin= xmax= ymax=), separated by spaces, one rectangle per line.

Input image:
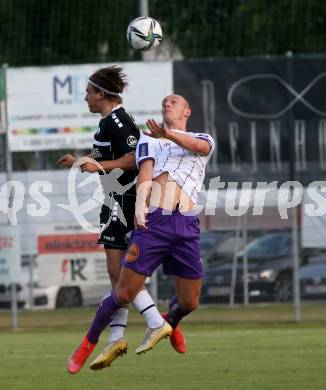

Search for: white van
xmin=27 ymin=225 xmax=110 ymax=309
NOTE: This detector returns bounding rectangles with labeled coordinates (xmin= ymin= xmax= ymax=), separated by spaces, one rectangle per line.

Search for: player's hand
xmin=144 ymin=119 xmax=169 ymax=139
xmin=56 ymin=154 xmax=76 ymax=168
xmin=135 ymin=206 xmax=148 ymax=230
xmin=80 ymin=161 xmax=100 ymax=173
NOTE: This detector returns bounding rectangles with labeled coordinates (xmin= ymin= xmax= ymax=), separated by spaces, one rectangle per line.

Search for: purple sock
xmin=87 ymin=290 xmax=122 ymax=343
xmin=167 ymin=295 xmax=192 ymax=328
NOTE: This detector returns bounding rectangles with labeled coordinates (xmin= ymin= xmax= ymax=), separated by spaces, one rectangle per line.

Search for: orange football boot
xmin=67 ymin=336 xmax=96 ymax=374
xmin=162 ymin=312 xmax=187 ymax=354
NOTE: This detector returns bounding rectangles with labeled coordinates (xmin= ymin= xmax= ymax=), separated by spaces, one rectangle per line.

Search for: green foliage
xmin=0 ymin=0 xmax=140 ymax=65
xmin=152 ymin=0 xmax=326 ymax=58
xmin=0 ymin=0 xmax=326 ymax=65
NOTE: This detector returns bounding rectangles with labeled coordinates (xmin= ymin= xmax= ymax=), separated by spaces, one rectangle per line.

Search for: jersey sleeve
xmin=194 ymin=133 xmax=215 ymax=148
xmin=194 ymin=133 xmax=215 ymax=157
xmin=136 ymin=134 xmax=157 ymax=168
xmin=108 ymin=117 xmax=139 ymax=155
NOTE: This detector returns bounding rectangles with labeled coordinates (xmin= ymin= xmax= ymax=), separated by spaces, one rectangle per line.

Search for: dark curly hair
xmin=89 ymin=66 xmax=128 ymax=104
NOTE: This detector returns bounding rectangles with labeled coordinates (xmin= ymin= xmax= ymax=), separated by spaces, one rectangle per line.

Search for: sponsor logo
xmin=92 ymin=148 xmax=102 ymax=159
xmin=228 ymin=73 xmax=326 ymax=119
xmin=124 ymin=231 xmax=132 ymax=243
xmin=38 ymin=233 xmax=102 ymax=253
xmin=125 ymin=242 xmax=140 ymax=262
xmin=60 ymin=259 xmax=69 ymax=281
xmin=127 ymin=135 xmax=138 ymax=148
xmin=102 ymin=236 xmax=115 ymax=242
xmin=60 ymin=258 xmax=87 ymax=281
xmin=53 ymin=74 xmax=87 ymax=104
xmin=138 ymin=143 xmax=148 ymax=157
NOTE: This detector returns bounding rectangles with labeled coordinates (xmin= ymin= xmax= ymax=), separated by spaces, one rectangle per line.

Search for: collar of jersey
xmin=101 ymin=104 xmax=122 ymax=119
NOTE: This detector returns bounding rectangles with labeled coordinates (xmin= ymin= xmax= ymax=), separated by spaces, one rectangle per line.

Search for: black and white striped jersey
xmin=93 ymin=105 xmax=140 ymax=194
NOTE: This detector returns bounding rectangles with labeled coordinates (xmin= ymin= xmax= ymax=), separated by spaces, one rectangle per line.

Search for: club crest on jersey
xmin=138 ymin=143 xmax=148 ymax=157
xmin=127 ymin=135 xmax=138 ymax=147
xmin=125 ymin=243 xmax=140 ymax=262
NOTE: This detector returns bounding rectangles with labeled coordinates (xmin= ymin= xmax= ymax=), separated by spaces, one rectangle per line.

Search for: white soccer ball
xmin=127 ymin=16 xmax=162 ymax=51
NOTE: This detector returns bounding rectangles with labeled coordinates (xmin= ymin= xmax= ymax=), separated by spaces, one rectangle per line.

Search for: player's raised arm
xmin=145 ymin=119 xmax=212 ymax=156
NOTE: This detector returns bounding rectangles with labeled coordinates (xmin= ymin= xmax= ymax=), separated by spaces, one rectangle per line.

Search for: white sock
xmin=108 ymin=307 xmax=128 ymax=344
xmin=132 ymin=289 xmax=164 ymax=328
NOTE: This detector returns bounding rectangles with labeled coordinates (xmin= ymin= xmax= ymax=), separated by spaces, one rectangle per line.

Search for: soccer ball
xmin=127 ymin=16 xmax=162 ymax=51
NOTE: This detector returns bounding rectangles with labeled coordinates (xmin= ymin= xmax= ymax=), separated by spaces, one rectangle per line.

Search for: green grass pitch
xmin=0 ymin=304 xmax=325 ymax=390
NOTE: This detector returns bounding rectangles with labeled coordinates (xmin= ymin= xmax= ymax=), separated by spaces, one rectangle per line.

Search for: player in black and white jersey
xmin=58 ymin=66 xmax=166 ymax=374
xmin=88 ymin=87 xmax=139 ymax=253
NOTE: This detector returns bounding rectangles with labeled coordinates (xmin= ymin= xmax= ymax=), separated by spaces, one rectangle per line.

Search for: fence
xmin=0 ymin=0 xmax=326 ymax=66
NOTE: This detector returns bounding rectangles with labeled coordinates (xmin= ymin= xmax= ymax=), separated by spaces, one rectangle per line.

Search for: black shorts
xmin=98 ymin=194 xmax=136 ymax=250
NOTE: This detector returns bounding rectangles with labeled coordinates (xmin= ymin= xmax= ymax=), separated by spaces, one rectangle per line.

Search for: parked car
xmin=200 ymin=231 xmax=230 ymax=258
xmin=0 ymin=264 xmax=55 ymax=309
xmin=203 ymin=230 xmax=262 ymax=268
xmin=0 ymin=283 xmax=26 ymax=309
xmin=157 ymin=230 xmax=229 ymax=301
xmin=300 ymin=261 xmax=326 ymax=299
xmin=0 ymin=253 xmax=111 ymax=309
xmin=201 ymin=230 xmax=295 ymax=303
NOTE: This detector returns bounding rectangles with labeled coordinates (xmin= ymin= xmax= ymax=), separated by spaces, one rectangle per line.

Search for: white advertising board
xmin=37 ymin=224 xmax=107 ymax=286
xmin=6 ymin=62 xmax=173 ymax=151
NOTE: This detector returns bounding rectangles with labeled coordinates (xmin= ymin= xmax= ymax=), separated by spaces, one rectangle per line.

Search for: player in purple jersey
xmin=58 ymin=66 xmax=169 ymax=374
xmin=66 ymin=93 xmax=214 ymax=372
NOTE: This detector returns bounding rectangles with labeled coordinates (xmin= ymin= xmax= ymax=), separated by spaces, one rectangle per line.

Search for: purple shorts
xmin=122 ymin=208 xmax=203 ymax=279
